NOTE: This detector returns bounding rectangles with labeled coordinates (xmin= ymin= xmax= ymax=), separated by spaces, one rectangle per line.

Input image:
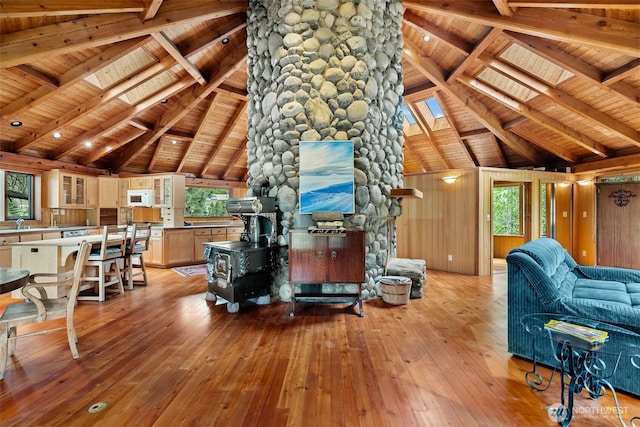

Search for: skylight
xmin=402 ymin=104 xmax=417 ymax=125
xmin=499 ymin=43 xmax=574 ymax=87
xmin=425 ymin=98 xmax=444 ymax=119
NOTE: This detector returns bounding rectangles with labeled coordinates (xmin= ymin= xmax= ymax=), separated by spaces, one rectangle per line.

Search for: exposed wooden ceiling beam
xmin=478 ymin=53 xmax=640 ymax=146
xmin=55 ymin=77 xmax=194 ymax=162
xmin=112 ymin=47 xmax=248 ymax=173
xmin=403 ymin=39 xmax=545 ymax=165
xmin=572 ymin=153 xmax=640 ymax=173
xmin=502 ymin=31 xmax=638 ymax=105
xmin=201 ymin=101 xmax=248 ymax=178
xmin=141 ymin=0 xmax=163 ymax=21
xmin=458 ymin=74 xmax=612 ymax=159
xmin=434 ymin=92 xmax=477 ymax=167
xmin=0 ymin=2 xmax=248 ymax=67
xmin=406 ymin=102 xmax=451 ymax=169
xmin=0 ymin=0 xmax=145 ymax=18
xmin=492 ymin=0 xmax=515 ymax=17
xmin=5 ymin=65 xmax=58 ymax=89
xmin=402 ymin=11 xmax=474 ymax=57
xmin=15 ymin=54 xmax=176 ymax=154
xmin=403 ymin=1 xmax=640 ymax=56
xmin=402 ymin=138 xmax=430 ymax=173
xmin=151 ymin=31 xmax=206 ymax=85
xmin=603 ymin=58 xmax=640 ymax=85
xmin=447 ymin=28 xmax=503 ymax=84
xmin=0 ymin=152 xmax=109 ymax=176
xmin=176 ymin=93 xmax=220 ymax=173
xmin=222 ymin=135 xmax=248 ymax=180
xmin=507 ymin=1 xmax=640 ymax=8
xmin=0 ymin=37 xmax=150 ymax=121
xmin=82 ymin=128 xmax=147 ymax=166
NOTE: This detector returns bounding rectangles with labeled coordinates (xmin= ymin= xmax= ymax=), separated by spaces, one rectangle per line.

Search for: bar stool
xmin=122 ymin=223 xmax=151 ymax=290
xmin=78 ymin=225 xmax=126 ymax=301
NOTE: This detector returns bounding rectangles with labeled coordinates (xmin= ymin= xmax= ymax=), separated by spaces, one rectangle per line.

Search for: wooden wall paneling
xmin=397 ymin=167 xmax=580 ymax=276
xmin=555 ymin=183 xmax=573 ymax=252
xmin=573 ymin=181 xmax=597 ymax=266
xmin=596 ymin=182 xmax=640 ymax=269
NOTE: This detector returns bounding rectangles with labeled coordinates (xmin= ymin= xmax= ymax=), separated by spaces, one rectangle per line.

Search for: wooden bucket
xmin=380 ymin=276 xmax=412 ymax=305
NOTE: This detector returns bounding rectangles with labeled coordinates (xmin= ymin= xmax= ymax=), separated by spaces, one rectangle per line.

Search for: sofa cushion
xmin=627 ymin=282 xmax=640 ymax=307
xmin=572 ymin=279 xmax=634 ymax=306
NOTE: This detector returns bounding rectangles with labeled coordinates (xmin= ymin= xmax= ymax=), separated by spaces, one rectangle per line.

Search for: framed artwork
xmin=299 ymin=141 xmax=355 ymax=214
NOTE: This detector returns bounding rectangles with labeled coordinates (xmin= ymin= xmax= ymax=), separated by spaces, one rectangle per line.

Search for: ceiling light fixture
xmin=222 ymin=38 xmax=230 ymax=44
xmin=10 ymin=120 xmax=22 ymax=127
xmin=84 ymin=141 xmax=92 ymax=147
xmin=53 ymin=132 xmax=62 ymax=138
xmin=171 ymin=140 xmax=177 ymax=145
xmin=442 ymin=176 xmax=457 ymax=184
xmin=423 ymin=34 xmax=431 ymax=42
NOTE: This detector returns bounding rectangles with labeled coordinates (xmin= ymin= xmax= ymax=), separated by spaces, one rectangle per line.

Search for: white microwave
xmin=127 ymin=189 xmax=154 ymax=207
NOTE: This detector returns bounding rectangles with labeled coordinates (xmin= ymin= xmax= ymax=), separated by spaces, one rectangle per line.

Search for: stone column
xmin=246 ymin=0 xmax=405 ymax=300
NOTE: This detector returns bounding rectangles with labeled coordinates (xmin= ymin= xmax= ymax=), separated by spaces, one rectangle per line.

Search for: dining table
xmin=10 ymin=234 xmax=126 ymax=298
xmin=0 ymin=267 xmax=30 ymax=295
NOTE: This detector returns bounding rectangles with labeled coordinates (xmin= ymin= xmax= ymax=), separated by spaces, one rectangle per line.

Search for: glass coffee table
xmin=521 ymin=313 xmax=640 ymax=426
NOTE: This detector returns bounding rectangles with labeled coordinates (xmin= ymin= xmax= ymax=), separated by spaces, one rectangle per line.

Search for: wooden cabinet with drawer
xmin=193 ymin=228 xmax=226 ymax=263
xmin=0 ymin=235 xmax=19 ymax=268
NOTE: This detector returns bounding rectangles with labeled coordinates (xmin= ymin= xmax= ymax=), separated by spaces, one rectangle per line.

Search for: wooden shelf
xmin=390 ymin=188 xmax=423 ymax=199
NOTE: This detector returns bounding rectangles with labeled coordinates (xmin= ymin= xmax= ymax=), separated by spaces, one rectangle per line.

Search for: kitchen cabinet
xmin=164 ymin=229 xmax=194 ymax=266
xmin=193 ymin=228 xmax=226 ymax=263
xmin=153 ymin=175 xmax=185 ymax=208
xmin=129 ymin=176 xmax=153 ymax=190
xmin=226 ymin=226 xmax=244 ymax=241
xmin=148 ymin=229 xmax=164 ymax=266
xmin=85 ymin=176 xmax=98 ymax=207
xmin=288 ymin=229 xmax=365 ymax=317
xmin=46 ymin=170 xmax=94 ymax=208
xmin=98 ymin=176 xmax=120 ymax=208
xmin=145 ymin=225 xmax=246 ymax=267
xmin=0 ymin=235 xmax=19 ymax=268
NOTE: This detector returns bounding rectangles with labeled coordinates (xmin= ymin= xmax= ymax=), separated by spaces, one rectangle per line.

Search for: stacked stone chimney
xmin=246 ymin=0 xmax=405 ymax=300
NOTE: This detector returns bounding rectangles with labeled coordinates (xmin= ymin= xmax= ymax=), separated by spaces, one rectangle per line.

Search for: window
xmin=493 ymin=184 xmax=523 ymax=235
xmin=184 ymin=187 xmax=230 ymax=217
xmin=4 ymin=171 xmax=35 ymax=220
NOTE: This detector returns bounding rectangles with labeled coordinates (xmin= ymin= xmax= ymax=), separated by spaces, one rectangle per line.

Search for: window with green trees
xmin=184 ymin=187 xmax=230 ymax=217
xmin=493 ymin=184 xmax=522 ymax=235
xmin=4 ymin=171 xmax=34 ymax=220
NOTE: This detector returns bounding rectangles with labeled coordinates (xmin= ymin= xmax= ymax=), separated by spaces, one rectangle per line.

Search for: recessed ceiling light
xmin=222 ymin=38 xmax=229 ymax=44
xmin=53 ymin=132 xmax=62 ymax=138
xmin=423 ymin=34 xmax=431 ymax=42
xmin=10 ymin=120 xmax=22 ymax=127
xmin=84 ymin=141 xmax=92 ymax=147
xmin=171 ymin=140 xmax=177 ymax=145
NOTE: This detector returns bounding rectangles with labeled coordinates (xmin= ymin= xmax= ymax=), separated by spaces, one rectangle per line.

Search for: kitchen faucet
xmin=16 ymin=218 xmax=24 ymax=229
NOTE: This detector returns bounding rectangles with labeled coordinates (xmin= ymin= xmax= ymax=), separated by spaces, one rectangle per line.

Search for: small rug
xmin=172 ymin=264 xmax=207 ymax=277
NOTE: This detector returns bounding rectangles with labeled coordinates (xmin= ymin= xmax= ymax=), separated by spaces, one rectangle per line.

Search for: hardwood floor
xmin=1 ymin=260 xmax=638 ymax=426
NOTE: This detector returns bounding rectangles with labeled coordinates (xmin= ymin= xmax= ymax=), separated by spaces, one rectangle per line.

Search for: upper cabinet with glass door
xmin=152 ymin=175 xmax=185 ymax=208
xmin=46 ymin=170 xmax=97 ymax=208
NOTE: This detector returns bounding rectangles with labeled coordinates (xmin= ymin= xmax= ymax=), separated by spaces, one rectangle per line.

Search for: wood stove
xmin=203 ymin=196 xmax=281 ymax=313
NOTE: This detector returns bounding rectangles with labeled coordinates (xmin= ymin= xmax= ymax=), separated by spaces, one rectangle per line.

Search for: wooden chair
xmin=122 ymin=223 xmax=151 ymax=290
xmin=0 ymin=240 xmax=91 ymax=379
xmin=78 ymin=225 xmax=126 ymax=301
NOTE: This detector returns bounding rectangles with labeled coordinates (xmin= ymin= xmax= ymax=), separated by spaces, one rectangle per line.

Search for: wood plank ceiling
xmin=0 ymin=1 xmax=638 ymax=183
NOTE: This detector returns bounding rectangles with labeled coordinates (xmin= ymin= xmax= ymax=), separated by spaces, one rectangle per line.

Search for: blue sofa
xmin=506 ymin=238 xmax=640 ymax=396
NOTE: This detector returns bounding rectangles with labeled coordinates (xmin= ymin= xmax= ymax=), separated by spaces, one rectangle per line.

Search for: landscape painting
xmin=299 ymin=141 xmax=355 ymax=214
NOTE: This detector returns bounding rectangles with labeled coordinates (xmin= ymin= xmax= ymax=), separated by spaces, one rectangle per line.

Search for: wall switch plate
xmin=582 ymin=250 xmax=587 ymax=257
xmin=447 ymin=254 xmax=453 ymax=261
xmin=583 ymin=211 xmax=587 ymax=218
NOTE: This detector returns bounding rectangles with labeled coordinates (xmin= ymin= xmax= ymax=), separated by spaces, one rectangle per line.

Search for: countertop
xmin=0 ymin=221 xmax=243 ymax=235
